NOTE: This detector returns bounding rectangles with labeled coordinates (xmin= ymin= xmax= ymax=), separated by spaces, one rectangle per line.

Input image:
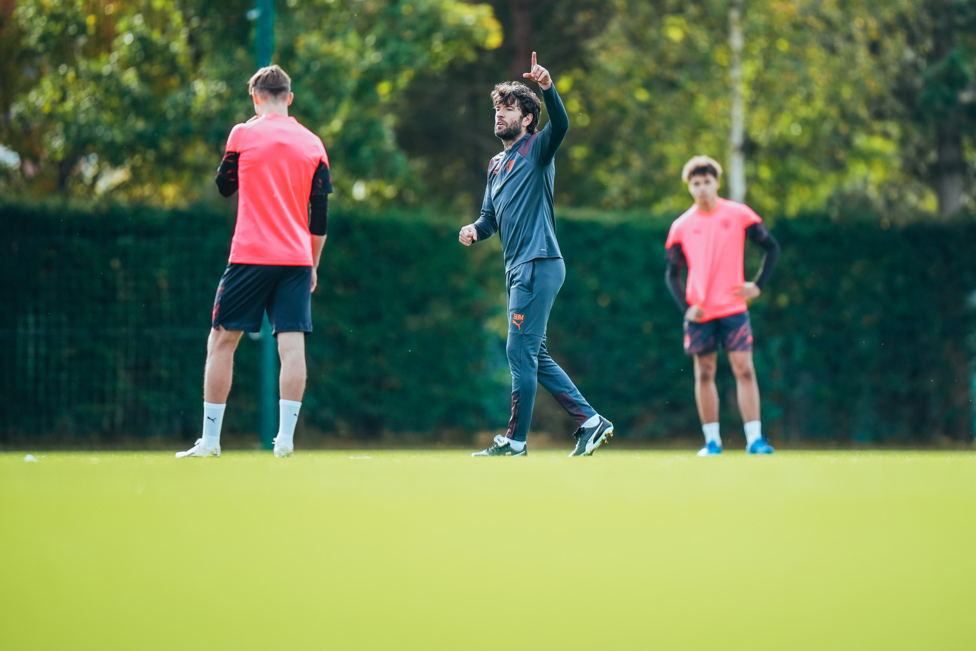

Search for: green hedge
xmin=550 ymin=215 xmax=976 ymax=443
xmin=1 ymin=201 xmax=973 ymax=445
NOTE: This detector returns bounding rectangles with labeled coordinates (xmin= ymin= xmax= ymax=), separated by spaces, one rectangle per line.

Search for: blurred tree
xmin=2 ymin=0 xmax=972 ymax=218
xmin=274 ymin=0 xmax=502 ymax=206
xmin=868 ymin=0 xmax=976 ymax=217
xmin=727 ymin=0 xmax=745 ymax=202
xmin=510 ymin=0 xmax=532 ymax=80
xmin=394 ymin=0 xmax=614 ymax=213
xmin=396 ymin=0 xmax=922 ymax=219
xmin=551 ymin=0 xmax=923 ymax=218
xmin=0 ymin=0 xmax=501 ymax=205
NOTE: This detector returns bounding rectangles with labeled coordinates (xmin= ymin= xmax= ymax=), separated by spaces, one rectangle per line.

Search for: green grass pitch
xmin=2 ymin=450 xmax=975 ymax=650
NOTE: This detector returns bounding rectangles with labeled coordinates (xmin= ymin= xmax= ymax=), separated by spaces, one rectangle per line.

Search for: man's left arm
xmin=523 ymin=52 xmax=568 ymax=165
xmin=308 ymin=160 xmax=333 ymax=292
xmin=744 ymin=223 xmax=780 ymax=292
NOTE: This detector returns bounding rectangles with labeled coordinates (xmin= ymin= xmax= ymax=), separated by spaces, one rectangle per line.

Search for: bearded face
xmin=494 ymin=102 xmax=525 ymax=140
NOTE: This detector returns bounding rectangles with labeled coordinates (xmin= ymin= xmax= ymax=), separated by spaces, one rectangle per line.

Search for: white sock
xmin=744 ymin=421 xmax=762 ymax=446
xmin=202 ymin=403 xmax=226 ymax=448
xmin=702 ymin=422 xmax=721 ymax=447
xmin=582 ymin=414 xmax=601 ymax=428
xmin=507 ymin=438 xmax=525 ymax=451
xmin=276 ymin=399 xmax=302 ymax=448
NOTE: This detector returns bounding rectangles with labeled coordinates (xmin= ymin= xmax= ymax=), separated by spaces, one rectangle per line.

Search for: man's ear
xmin=522 ymin=113 xmax=533 ymax=129
xmin=287 ymin=92 xmax=294 ymax=106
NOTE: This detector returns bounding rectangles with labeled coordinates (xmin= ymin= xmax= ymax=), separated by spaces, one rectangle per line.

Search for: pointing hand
xmin=522 ymin=52 xmax=552 ymax=90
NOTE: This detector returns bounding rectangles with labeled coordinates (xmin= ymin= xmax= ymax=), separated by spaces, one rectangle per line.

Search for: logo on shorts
xmin=512 ymin=314 xmax=524 ymax=330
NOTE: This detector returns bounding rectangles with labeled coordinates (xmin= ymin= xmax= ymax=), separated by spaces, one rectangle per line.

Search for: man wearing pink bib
xmin=177 ymin=65 xmax=332 ymax=460
xmin=664 ymin=156 xmax=780 ymax=456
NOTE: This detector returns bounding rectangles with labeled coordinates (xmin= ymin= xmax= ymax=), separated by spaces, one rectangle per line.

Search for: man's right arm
xmin=462 ymin=161 xmax=500 ymax=245
xmin=215 ymin=125 xmax=243 ymax=197
xmin=472 ymin=181 xmax=499 ymax=242
xmin=664 ymin=244 xmax=690 ymax=313
xmin=215 ymin=152 xmax=239 ymax=197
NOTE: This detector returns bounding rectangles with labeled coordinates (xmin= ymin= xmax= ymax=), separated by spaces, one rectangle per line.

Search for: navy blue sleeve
xmin=308 ymin=161 xmax=332 ymax=236
xmin=664 ymin=244 xmax=690 ymax=314
xmin=531 ymin=85 xmax=569 ymax=166
xmin=472 ymin=157 xmax=500 ymax=241
xmin=745 ymin=223 xmax=780 ymax=289
xmin=215 ymin=152 xmax=239 ymax=197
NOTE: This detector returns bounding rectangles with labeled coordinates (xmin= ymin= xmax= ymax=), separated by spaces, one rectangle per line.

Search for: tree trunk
xmin=728 ymin=0 xmax=746 ymax=203
xmin=510 ymin=0 xmax=532 ymax=82
xmin=936 ymin=116 xmax=964 ymax=217
xmin=932 ymin=1 xmax=964 ymax=218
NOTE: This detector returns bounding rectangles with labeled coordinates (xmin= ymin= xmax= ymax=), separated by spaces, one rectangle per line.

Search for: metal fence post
xmin=256 ymin=0 xmax=276 ymax=449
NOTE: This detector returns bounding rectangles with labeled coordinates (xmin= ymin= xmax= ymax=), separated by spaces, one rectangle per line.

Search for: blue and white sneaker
xmin=747 ymin=437 xmax=775 ymax=454
xmin=696 ymin=441 xmax=722 ymax=457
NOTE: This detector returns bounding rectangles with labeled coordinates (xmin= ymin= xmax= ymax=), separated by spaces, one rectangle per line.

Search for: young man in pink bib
xmin=664 ymin=156 xmax=780 ymax=456
xmin=177 ymin=65 xmax=332 ymax=459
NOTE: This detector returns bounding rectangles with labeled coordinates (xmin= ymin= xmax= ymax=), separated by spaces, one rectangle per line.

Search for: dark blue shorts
xmin=211 ymin=263 xmax=312 ymax=335
xmin=683 ymin=311 xmax=753 ymax=356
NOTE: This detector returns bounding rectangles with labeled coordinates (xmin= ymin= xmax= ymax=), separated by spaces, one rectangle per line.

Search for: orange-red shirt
xmin=225 ymin=114 xmax=329 ymax=266
xmin=665 ymin=198 xmax=762 ymax=322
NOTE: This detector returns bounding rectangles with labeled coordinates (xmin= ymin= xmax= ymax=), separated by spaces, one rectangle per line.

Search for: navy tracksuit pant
xmin=505 ymin=257 xmax=596 ymax=442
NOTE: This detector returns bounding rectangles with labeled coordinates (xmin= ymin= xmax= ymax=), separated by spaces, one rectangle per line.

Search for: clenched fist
xmin=459 ymin=224 xmax=478 ymax=246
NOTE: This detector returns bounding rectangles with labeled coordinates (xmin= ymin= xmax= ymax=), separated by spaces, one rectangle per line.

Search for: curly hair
xmin=248 ymin=65 xmax=291 ymax=100
xmin=490 ymin=81 xmax=542 ymax=134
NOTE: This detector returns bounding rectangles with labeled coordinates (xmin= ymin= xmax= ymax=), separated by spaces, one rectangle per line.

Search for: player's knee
xmin=277 ymin=334 xmax=304 ymax=359
xmin=732 ymin=363 xmax=755 ymax=382
xmin=209 ymin=327 xmax=242 ymax=353
xmin=695 ymin=361 xmax=717 ymax=384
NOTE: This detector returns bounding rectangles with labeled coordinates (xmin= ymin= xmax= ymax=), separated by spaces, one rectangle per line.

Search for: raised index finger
xmin=531 ymin=51 xmax=537 ymax=69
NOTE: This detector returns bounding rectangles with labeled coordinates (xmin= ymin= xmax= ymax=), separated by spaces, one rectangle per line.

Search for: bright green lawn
xmin=1 ymin=450 xmax=975 ymax=650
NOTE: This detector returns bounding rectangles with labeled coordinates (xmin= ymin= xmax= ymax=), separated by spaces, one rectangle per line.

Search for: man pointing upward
xmin=460 ymin=53 xmax=614 ymax=457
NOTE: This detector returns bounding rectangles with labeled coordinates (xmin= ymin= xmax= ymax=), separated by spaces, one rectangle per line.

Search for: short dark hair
xmin=491 ymin=81 xmax=542 ymax=134
xmin=682 ymin=155 xmax=723 ymax=183
xmin=248 ymin=65 xmax=291 ymax=100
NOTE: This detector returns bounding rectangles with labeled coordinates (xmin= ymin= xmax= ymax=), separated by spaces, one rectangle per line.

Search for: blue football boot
xmin=696 ymin=441 xmax=722 ymax=457
xmin=747 ymin=437 xmax=775 ymax=455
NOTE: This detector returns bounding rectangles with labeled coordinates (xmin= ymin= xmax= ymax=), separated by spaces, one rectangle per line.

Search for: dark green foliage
xmin=1 ymin=202 xmax=973 ymax=445
xmin=303 ymin=211 xmax=506 ymax=439
xmin=550 ymin=213 xmax=976 ymax=443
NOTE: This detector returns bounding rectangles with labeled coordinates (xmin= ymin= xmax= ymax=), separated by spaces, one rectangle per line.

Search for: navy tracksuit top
xmin=473 ymin=85 xmax=569 ymax=272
